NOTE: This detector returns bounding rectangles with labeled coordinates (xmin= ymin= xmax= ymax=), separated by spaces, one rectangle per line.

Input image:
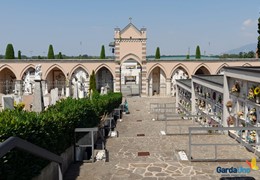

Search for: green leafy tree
xmin=89 ymin=70 xmax=96 ymax=92
xmin=18 ymin=50 xmax=21 ymax=59
xmin=186 ymin=54 xmax=190 ymax=59
xmin=57 ymin=52 xmax=63 ymax=59
xmin=155 ymin=47 xmax=160 ymax=59
xmin=100 ymin=45 xmax=106 ymax=59
xmin=257 ymin=17 xmax=260 ymax=58
xmin=195 ymin=45 xmax=201 ymax=59
xmin=5 ymin=44 xmax=15 ymax=59
xmin=47 ymin=44 xmax=55 ymax=59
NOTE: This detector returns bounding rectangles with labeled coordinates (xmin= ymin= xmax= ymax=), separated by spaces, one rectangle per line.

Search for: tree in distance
xmin=155 ymin=47 xmax=160 ymax=59
xmin=57 ymin=52 xmax=63 ymax=59
xmin=100 ymin=45 xmax=106 ymax=59
xmin=48 ymin=44 xmax=55 ymax=59
xmin=18 ymin=50 xmax=22 ymax=59
xmin=5 ymin=44 xmax=15 ymax=59
xmin=195 ymin=45 xmax=201 ymax=59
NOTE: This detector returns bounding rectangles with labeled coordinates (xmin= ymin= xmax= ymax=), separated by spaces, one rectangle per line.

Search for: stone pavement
xmin=64 ymin=97 xmax=259 ymax=180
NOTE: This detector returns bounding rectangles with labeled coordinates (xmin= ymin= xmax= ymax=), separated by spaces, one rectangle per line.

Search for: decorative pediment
xmin=119 ymin=23 xmax=146 ymax=39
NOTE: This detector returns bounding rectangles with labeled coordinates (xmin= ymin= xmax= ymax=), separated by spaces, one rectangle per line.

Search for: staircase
xmin=121 ymin=83 xmax=140 ymax=96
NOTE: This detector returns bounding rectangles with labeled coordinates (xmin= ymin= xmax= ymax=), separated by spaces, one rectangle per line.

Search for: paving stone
xmin=144 ymin=172 xmax=153 ymax=177
xmin=156 ymin=172 xmax=169 ymax=176
xmin=147 ymin=166 xmax=162 ymax=172
xmin=133 ymin=168 xmax=146 ymax=175
xmin=182 ymin=166 xmax=192 ymax=175
xmin=128 ymin=173 xmax=143 ymax=179
xmin=130 ymin=163 xmax=150 ymax=168
xmin=115 ymin=169 xmax=130 ymax=175
xmin=153 ymin=163 xmax=168 ymax=168
xmin=167 ymin=165 xmax=180 ymax=172
xmin=165 ymin=177 xmax=176 ymax=180
xmin=142 ymin=177 xmax=157 ymax=180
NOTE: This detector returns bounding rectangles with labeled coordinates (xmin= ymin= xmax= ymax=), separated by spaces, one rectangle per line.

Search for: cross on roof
xmin=129 ymin=17 xmax=132 ymax=23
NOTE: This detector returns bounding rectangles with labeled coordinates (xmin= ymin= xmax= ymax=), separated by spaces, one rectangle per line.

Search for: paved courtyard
xmin=64 ymin=97 xmax=259 ymax=180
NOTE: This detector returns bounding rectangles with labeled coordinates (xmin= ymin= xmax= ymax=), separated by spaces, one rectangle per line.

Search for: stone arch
xmin=0 ymin=65 xmax=17 ymax=94
xmin=216 ymin=63 xmax=229 ymax=74
xmin=170 ymin=64 xmax=190 ymax=96
xmin=44 ymin=64 xmax=66 ymax=79
xmin=21 ymin=66 xmax=36 ymax=95
xmin=193 ymin=63 xmax=211 ymax=75
xmin=120 ymin=53 xmax=142 ymax=65
xmin=95 ymin=65 xmax=114 ymax=92
xmin=70 ymin=65 xmax=90 ymax=99
xmin=45 ymin=64 xmax=66 ymax=93
xmin=95 ymin=64 xmax=114 ymax=79
xmin=170 ymin=63 xmax=190 ymax=78
xmin=147 ymin=65 xmax=167 ymax=96
xmin=20 ymin=64 xmax=35 ymax=79
xmin=242 ymin=63 xmax=252 ymax=67
xmin=120 ymin=58 xmax=142 ymax=96
xmin=69 ymin=64 xmax=90 ymax=80
xmin=0 ymin=64 xmax=17 ymax=79
xmin=147 ymin=63 xmax=167 ymax=78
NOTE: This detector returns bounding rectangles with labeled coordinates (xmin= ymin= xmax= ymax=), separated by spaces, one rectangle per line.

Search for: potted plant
xmin=247 ymin=86 xmax=255 ymax=101
xmin=254 ymin=86 xmax=260 ymax=104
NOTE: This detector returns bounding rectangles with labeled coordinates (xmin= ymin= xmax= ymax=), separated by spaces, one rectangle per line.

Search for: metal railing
xmin=188 ymin=127 xmax=260 ymax=162
xmin=0 ymin=136 xmax=63 ymax=180
xmin=164 ymin=113 xmax=219 ymax=135
xmin=149 ymin=103 xmax=176 ymax=120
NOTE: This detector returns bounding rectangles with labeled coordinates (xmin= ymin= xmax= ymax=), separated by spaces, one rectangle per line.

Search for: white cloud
xmin=242 ymin=19 xmax=254 ymax=27
xmin=241 ymin=19 xmax=257 ymax=33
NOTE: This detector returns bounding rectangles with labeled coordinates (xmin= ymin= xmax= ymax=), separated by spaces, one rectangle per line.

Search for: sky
xmin=0 ymin=0 xmax=260 ymax=57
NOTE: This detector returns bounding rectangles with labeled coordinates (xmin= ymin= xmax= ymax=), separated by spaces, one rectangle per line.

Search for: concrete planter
xmin=33 ymin=132 xmax=97 ymax=180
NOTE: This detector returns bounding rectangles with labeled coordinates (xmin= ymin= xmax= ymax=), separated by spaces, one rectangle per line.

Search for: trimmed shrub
xmin=0 ymin=93 xmax=122 ymax=180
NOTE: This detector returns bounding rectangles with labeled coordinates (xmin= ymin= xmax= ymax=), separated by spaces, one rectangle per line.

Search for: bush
xmin=0 ymin=93 xmax=122 ymax=180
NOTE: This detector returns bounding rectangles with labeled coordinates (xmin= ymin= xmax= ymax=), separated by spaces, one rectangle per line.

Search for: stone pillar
xmin=166 ymin=78 xmax=171 ymax=96
xmin=41 ymin=80 xmax=46 ymax=95
xmin=141 ymin=65 xmax=147 ymax=96
xmin=66 ymin=86 xmax=70 ymax=97
xmin=159 ymin=69 xmax=166 ymax=96
xmin=113 ymin=79 xmax=116 ymax=92
xmin=114 ymin=64 xmax=121 ymax=92
xmin=146 ymin=79 xmax=149 ymax=97
xmin=33 ymin=80 xmax=44 ymax=112
xmin=15 ymin=80 xmax=23 ymax=96
xmin=149 ymin=75 xmax=153 ymax=96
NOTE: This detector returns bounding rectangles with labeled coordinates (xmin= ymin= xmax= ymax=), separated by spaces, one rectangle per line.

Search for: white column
xmin=166 ymin=78 xmax=171 ymax=96
xmin=149 ymin=75 xmax=153 ymax=96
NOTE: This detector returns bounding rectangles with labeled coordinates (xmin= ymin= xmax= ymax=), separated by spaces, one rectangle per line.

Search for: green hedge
xmin=0 ymin=92 xmax=122 ymax=180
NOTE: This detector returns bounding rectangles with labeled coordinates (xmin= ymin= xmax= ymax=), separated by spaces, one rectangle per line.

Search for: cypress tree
xmin=100 ymin=45 xmax=106 ymax=59
xmin=5 ymin=44 xmax=15 ymax=59
xmin=186 ymin=54 xmax=190 ymax=60
xmin=89 ymin=70 xmax=96 ymax=92
xmin=257 ymin=17 xmax=260 ymax=58
xmin=47 ymin=44 xmax=55 ymax=59
xmin=155 ymin=47 xmax=160 ymax=59
xmin=18 ymin=50 xmax=21 ymax=59
xmin=195 ymin=45 xmax=201 ymax=59
xmin=57 ymin=52 xmax=63 ymax=59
